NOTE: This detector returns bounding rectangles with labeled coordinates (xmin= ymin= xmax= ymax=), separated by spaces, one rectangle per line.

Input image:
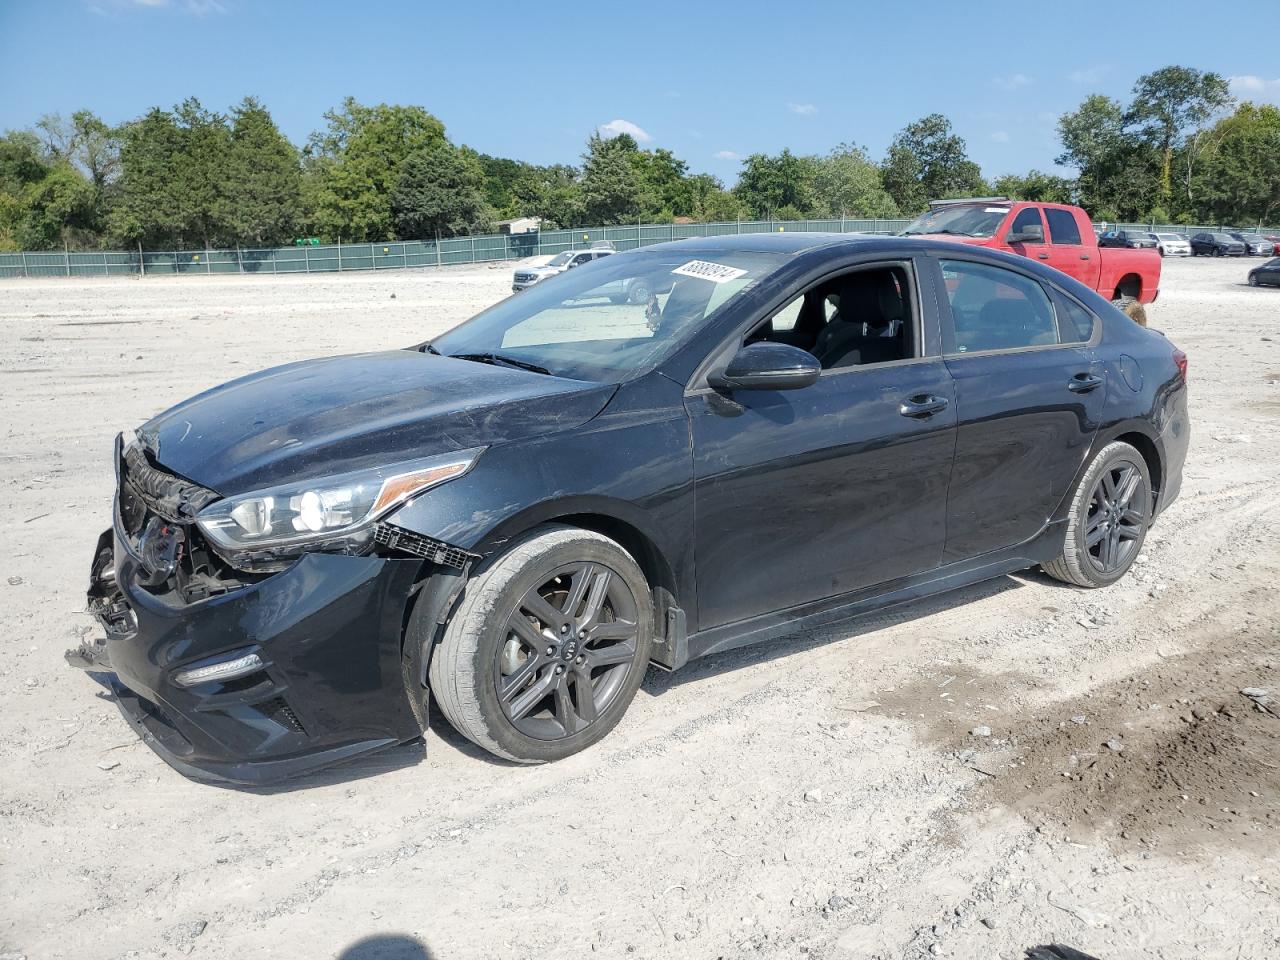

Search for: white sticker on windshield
xmin=671 ymin=260 xmax=749 ymax=284
xmin=985 ymin=207 xmax=1010 ymax=214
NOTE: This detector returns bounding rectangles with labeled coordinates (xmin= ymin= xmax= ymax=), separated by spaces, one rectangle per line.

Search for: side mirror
xmin=707 ymin=341 xmax=821 ymax=392
xmin=1007 ymin=223 xmax=1044 ymax=243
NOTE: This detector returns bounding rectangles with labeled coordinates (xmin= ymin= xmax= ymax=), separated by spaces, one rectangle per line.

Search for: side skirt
xmin=685 ymin=520 xmax=1065 ymax=663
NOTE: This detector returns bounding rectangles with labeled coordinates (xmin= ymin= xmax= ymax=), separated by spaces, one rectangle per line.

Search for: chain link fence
xmin=1 ymin=217 xmax=1276 ymax=279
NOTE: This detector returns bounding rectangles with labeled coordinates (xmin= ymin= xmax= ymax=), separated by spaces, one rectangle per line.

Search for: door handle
xmin=1079 ymin=254 xmax=1091 ymax=260
xmin=1068 ymin=373 xmax=1103 ymax=393
xmin=900 ymin=394 xmax=949 ymax=418
xmin=1037 ymin=253 xmax=1050 ymax=260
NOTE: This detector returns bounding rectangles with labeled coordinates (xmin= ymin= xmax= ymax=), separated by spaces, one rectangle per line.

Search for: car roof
xmin=635 ymin=232 xmax=891 ymax=256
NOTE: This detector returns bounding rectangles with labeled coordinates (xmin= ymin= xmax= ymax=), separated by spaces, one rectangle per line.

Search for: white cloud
xmin=1068 ymin=66 xmax=1107 ymax=85
xmin=991 ymin=131 xmax=1010 ymax=143
xmin=992 ymin=73 xmax=1032 ymax=91
xmin=714 ymin=150 xmax=742 ymax=161
xmin=1230 ymin=75 xmax=1280 ymax=103
xmin=597 ymin=119 xmax=653 ymax=142
xmin=787 ymin=102 xmax=818 ymax=116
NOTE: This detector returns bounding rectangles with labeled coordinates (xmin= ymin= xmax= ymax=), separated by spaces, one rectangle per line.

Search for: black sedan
xmin=1229 ymin=233 xmax=1276 ymax=257
xmin=1248 ymin=258 xmax=1280 ymax=286
xmin=1098 ymin=230 xmax=1158 ymax=250
xmin=1190 ymin=232 xmax=1247 ymax=257
xmin=74 ymin=235 xmax=1190 ymax=783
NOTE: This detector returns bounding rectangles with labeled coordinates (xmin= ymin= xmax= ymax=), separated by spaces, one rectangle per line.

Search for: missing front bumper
xmin=77 ymin=525 xmax=432 ymax=785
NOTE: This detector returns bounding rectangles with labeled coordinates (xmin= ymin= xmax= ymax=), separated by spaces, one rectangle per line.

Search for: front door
xmin=685 ymin=259 xmax=957 ymax=631
xmin=932 ymin=255 xmax=1107 ymax=561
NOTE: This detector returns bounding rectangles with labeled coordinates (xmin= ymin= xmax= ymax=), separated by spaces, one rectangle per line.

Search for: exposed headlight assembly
xmin=195 ymin=448 xmax=483 ymax=565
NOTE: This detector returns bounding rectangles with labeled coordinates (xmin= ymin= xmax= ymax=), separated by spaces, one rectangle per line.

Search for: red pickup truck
xmin=901 ymin=198 xmax=1161 ymax=308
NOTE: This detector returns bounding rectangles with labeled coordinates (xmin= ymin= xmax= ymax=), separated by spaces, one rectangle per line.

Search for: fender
xmin=384 ymin=370 xmax=698 ymax=616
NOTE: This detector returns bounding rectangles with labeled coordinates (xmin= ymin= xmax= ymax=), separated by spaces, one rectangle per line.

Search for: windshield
xmin=546 ymin=252 xmax=575 ymax=267
xmin=902 ymin=205 xmax=1009 ymax=238
xmin=1238 ymin=234 xmax=1264 ymax=242
xmin=1216 ymin=234 xmax=1240 ymax=242
xmin=433 ymin=249 xmax=786 ymax=382
xmin=1157 ymin=234 xmax=1182 ymax=240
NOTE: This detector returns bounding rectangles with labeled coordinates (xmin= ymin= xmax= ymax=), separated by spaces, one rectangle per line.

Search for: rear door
xmin=930 ymin=254 xmax=1106 ymax=562
xmin=685 ymin=257 xmax=956 ymax=629
xmin=1042 ymin=207 xmax=1097 ymax=287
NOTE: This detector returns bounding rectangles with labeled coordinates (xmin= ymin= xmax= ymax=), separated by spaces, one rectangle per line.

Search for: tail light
xmin=1173 ymin=349 xmax=1187 ymax=380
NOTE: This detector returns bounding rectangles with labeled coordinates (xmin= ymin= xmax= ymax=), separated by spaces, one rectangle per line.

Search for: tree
xmin=305 ymin=98 xmax=447 ymax=241
xmin=508 ymin=163 xmax=581 ymax=228
xmin=1192 ymin=103 xmax=1280 ymax=226
xmin=811 ymin=143 xmax=898 ymax=218
xmin=882 ymin=114 xmax=985 ymax=214
xmin=991 ymin=169 xmax=1075 ymax=204
xmin=392 ymin=142 xmax=492 ymax=238
xmin=733 ymin=149 xmax=817 ymax=218
xmin=579 ymin=133 xmax=641 ymax=225
xmin=1127 ymin=66 xmax=1232 ymax=205
xmin=222 ymin=98 xmax=302 ymax=246
xmin=107 ymin=101 xmax=233 ymax=248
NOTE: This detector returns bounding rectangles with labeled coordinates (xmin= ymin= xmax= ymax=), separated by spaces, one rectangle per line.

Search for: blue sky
xmin=2 ymin=0 xmax=1278 ymax=183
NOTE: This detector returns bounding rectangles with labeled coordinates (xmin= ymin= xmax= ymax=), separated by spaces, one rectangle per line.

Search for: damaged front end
xmin=73 ymin=434 xmax=475 ymax=785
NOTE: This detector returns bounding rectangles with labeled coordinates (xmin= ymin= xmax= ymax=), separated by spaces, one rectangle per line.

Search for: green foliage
xmin=579 ymin=134 xmax=641 ymax=225
xmin=223 ymin=98 xmax=303 ymax=246
xmin=392 ymin=143 xmax=492 ymax=238
xmin=734 ymin=149 xmax=818 ymax=218
xmin=811 ymin=143 xmax=899 ymax=218
xmin=1191 ymin=103 xmax=1280 ymax=226
xmin=882 ymin=114 xmax=985 ymax=214
xmin=1127 ymin=66 xmax=1232 ymax=202
xmin=991 ymin=169 xmax=1075 ymax=205
xmin=3 ymin=66 xmax=1278 ymax=253
xmin=305 ymin=98 xmax=447 ymax=241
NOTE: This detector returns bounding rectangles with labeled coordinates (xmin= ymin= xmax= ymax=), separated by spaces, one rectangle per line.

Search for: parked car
xmin=1189 ymin=232 xmax=1246 ymax=257
xmin=1264 ymin=234 xmax=1280 ymax=248
xmin=1098 ymin=229 xmax=1159 ymax=250
xmin=1151 ymin=233 xmax=1191 ymax=257
xmin=73 ymin=234 xmax=1189 ymax=784
xmin=1228 ymin=232 xmax=1276 ymax=257
xmin=512 ymin=248 xmax=613 ymax=293
xmin=901 ymin=200 xmax=1161 ymax=311
xmin=1248 ymin=257 xmax=1280 ymax=287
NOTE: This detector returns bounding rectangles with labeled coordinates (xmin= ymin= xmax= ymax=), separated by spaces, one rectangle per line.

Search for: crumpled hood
xmin=139 ymin=350 xmax=615 ymax=494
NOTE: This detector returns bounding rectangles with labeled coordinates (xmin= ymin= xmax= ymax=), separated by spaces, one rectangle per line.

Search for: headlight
xmin=195 ymin=448 xmax=483 ymax=559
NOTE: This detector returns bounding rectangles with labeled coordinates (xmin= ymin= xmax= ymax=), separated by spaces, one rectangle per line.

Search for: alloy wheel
xmin=1084 ymin=462 xmax=1147 ymax=575
xmin=495 ymin=562 xmax=640 ymax=740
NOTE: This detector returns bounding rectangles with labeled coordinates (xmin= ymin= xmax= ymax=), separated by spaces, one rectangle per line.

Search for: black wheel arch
xmin=1055 ymin=424 xmax=1164 ymax=527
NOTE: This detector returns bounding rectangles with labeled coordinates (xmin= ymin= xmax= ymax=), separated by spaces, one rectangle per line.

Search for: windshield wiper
xmin=422 ymin=343 xmax=441 ymax=355
xmin=448 ymin=352 xmax=552 ymax=376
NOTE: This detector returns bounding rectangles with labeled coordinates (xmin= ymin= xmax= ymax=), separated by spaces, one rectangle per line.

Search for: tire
xmin=428 ymin=525 xmax=653 ymax=762
xmin=1248 ymin=274 xmax=1259 ymax=287
xmin=1112 ymin=295 xmax=1147 ymax=327
xmin=1212 ymin=246 xmax=1223 ymax=257
xmin=1043 ymin=441 xmax=1152 ymax=588
xmin=626 ymin=278 xmax=652 ymax=305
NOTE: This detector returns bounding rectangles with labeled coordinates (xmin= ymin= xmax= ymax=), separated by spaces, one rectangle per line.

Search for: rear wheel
xmin=1043 ymin=441 xmax=1151 ymax=588
xmin=429 ymin=526 xmax=653 ymax=762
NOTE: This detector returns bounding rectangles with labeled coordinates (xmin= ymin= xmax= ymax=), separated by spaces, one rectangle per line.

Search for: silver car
xmin=1152 ymin=232 xmax=1191 ymax=257
xmin=512 ymin=249 xmax=612 ymax=293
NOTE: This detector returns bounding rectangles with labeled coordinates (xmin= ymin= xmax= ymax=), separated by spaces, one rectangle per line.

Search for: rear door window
xmin=940 ymin=259 xmax=1058 ymax=353
xmin=1045 ymin=208 xmax=1082 ymax=245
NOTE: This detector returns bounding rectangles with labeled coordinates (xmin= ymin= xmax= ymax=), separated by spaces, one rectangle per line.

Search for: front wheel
xmin=428 ymin=525 xmax=653 ymax=762
xmin=1212 ymin=246 xmax=1223 ymax=257
xmin=1043 ymin=441 xmax=1152 ymax=588
xmin=626 ymin=279 xmax=653 ymax=305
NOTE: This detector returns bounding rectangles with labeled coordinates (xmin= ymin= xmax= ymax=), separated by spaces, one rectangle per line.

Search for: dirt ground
xmin=1 ymin=255 xmax=1278 ymax=960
